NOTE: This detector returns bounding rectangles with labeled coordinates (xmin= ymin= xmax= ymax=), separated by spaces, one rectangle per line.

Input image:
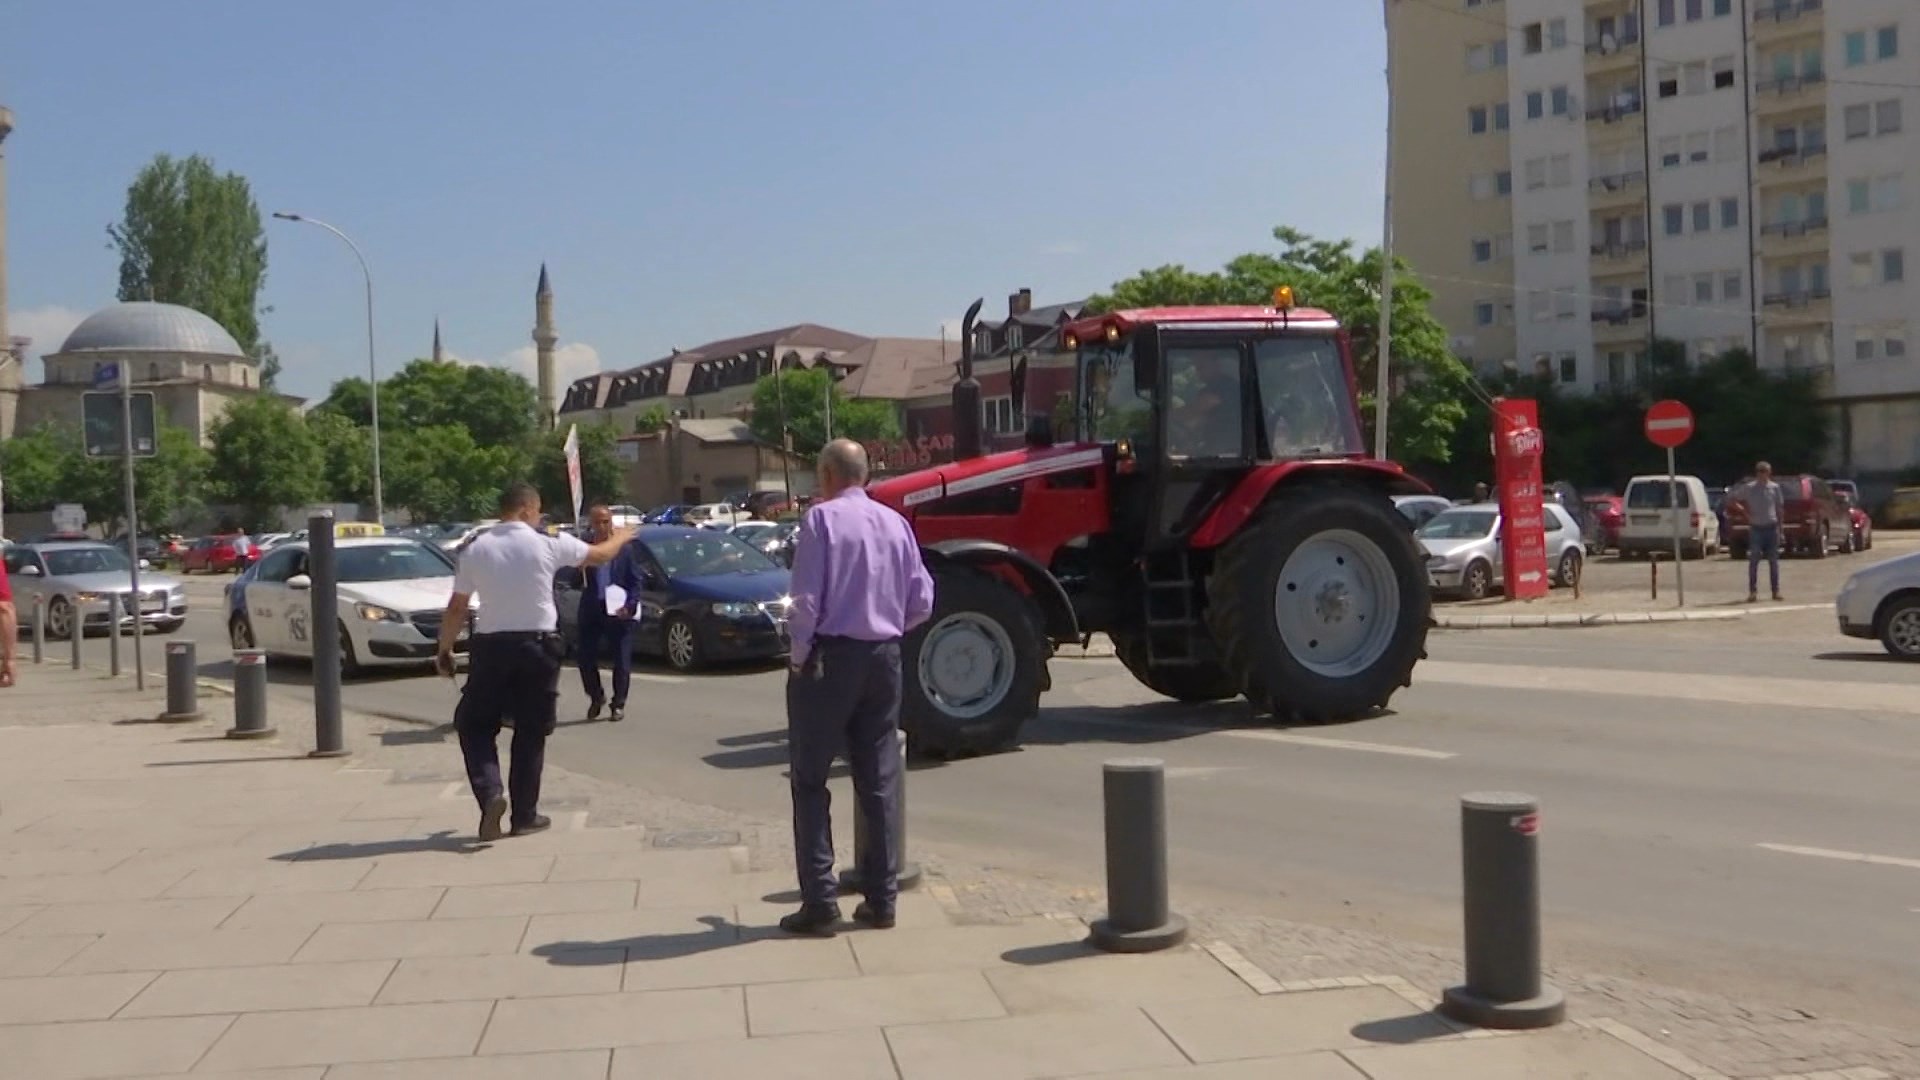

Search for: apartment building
xmin=1388 ymin=0 xmax=1920 ymax=473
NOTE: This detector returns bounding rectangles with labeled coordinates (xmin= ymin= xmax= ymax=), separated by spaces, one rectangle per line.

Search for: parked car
xmin=686 ymin=502 xmax=750 ymax=528
xmin=1617 ymin=475 xmax=1720 ymax=559
xmin=181 ymin=534 xmax=258 ymax=574
xmin=227 ymin=537 xmax=473 ymax=676
xmin=1836 ymin=550 xmax=1920 ymax=657
xmin=3 ymin=541 xmax=187 ymax=639
xmin=1724 ymin=474 xmax=1849 ymax=559
xmin=1416 ymin=502 xmax=1585 ymax=600
xmin=553 ymin=525 xmax=792 ymax=671
xmin=1390 ymin=494 xmax=1452 ymax=531
xmin=1827 ymin=480 xmax=1874 ymax=552
xmin=1583 ymin=494 xmax=1624 ymax=553
xmin=644 ymin=505 xmax=692 ymax=525
xmin=1880 ymin=486 xmax=1920 ymax=528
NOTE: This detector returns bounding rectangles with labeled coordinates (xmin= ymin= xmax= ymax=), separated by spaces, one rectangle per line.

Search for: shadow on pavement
xmin=1001 ymin=941 xmax=1100 ymax=966
xmin=1813 ymin=650 xmax=1906 ymax=664
xmin=280 ymin=829 xmax=481 ymax=862
xmin=1350 ymin=1014 xmax=1456 ymax=1045
xmin=532 ymin=914 xmax=743 ymax=964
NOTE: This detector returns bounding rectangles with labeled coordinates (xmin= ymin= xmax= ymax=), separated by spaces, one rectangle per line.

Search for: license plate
xmin=1630 ymin=514 xmax=1659 ymax=524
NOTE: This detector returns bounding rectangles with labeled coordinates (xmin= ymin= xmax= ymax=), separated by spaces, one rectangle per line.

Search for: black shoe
xmin=1772 ymin=592 xmax=1783 ymax=601
xmin=509 ymin=815 xmax=552 ymax=837
xmin=609 ymin=706 xmax=624 ymax=723
xmin=501 ymin=717 xmax=515 ymax=731
xmin=852 ymin=901 xmax=896 ymax=930
xmin=778 ymin=903 xmax=841 ymax=936
xmin=478 ymin=795 xmax=508 ymax=842
xmin=586 ymin=699 xmax=604 ymax=722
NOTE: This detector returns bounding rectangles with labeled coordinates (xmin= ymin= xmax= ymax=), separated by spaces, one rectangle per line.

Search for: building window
xmin=1875 ymin=174 xmax=1903 ymax=212
xmin=1694 ymin=275 xmax=1714 ymax=303
xmin=1524 ymin=157 xmax=1547 ymax=190
xmin=1888 ymin=327 xmax=1908 ymax=360
xmin=1526 ymin=91 xmax=1544 ymax=120
xmin=202 ymin=364 xmax=213 ymax=382
xmin=1657 ymin=65 xmax=1679 ymax=98
xmin=1656 ymin=0 xmax=1674 ymax=27
xmin=1548 ymin=19 xmax=1567 ymax=48
xmin=1684 ymin=0 xmax=1702 ymax=20
xmin=1495 ymin=169 xmax=1512 ymax=195
xmin=1845 ymin=31 xmax=1868 ymax=67
xmin=1848 ymin=178 xmax=1871 ymax=215
xmin=1877 ymin=99 xmax=1902 ymax=135
xmin=1723 ymin=272 xmax=1743 ymax=300
xmin=1475 ymin=302 xmax=1496 ymax=326
xmin=1469 ymin=106 xmax=1488 ymax=134
xmin=982 ymin=396 xmax=1015 ymax=434
xmin=1559 ymin=354 xmax=1577 ymax=383
xmin=1550 ymin=85 xmax=1571 ymax=116
xmin=1720 ymin=197 xmax=1739 ymax=229
xmin=1554 ymin=289 xmax=1576 ymax=320
xmin=1663 ymin=204 xmax=1684 ymax=236
xmin=1527 ymin=223 xmax=1550 ymax=254
xmin=1687 ymin=132 xmax=1710 ymax=163
xmin=1851 ymin=252 xmax=1877 ymax=288
xmin=1712 ymin=56 xmax=1735 ymax=89
xmin=1659 ymin=136 xmax=1682 ymax=168
xmin=1879 ymin=26 xmax=1899 ymax=61
xmin=1713 ymin=0 xmax=1730 ymax=15
xmin=1856 ymin=331 xmax=1877 ymax=362
xmin=1494 ymin=103 xmax=1510 ymax=130
xmin=1692 ymin=201 xmax=1711 ymax=232
xmin=1472 ymin=237 xmax=1494 ymax=263
xmin=1885 ymin=249 xmax=1906 ymax=284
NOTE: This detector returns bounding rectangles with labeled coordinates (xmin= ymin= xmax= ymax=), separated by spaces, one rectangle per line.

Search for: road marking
xmin=1216 ymin=730 xmax=1457 ymax=759
xmin=1162 ymin=766 xmax=1247 ymax=779
xmin=1419 ymin=660 xmax=1920 ymax=717
xmin=632 ymin=673 xmax=684 ymax=684
xmin=1756 ymin=842 xmax=1920 ymax=872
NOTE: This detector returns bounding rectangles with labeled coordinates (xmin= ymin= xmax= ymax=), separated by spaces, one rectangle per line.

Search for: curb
xmin=1434 ymin=602 xmax=1827 ymax=630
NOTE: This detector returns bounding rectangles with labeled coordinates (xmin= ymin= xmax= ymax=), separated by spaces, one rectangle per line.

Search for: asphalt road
xmin=153 ymin=560 xmax=1920 ymax=1031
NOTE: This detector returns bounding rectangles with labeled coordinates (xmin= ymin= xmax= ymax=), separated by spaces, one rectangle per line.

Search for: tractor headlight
xmin=355 ymin=602 xmax=404 ymax=623
xmin=711 ymin=602 xmax=759 ymax=619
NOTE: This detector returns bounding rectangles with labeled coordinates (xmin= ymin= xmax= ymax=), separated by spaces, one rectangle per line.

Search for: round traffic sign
xmin=1644 ymin=399 xmax=1694 ymax=449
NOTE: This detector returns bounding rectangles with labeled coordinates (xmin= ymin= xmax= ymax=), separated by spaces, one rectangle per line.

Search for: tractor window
xmin=1253 ymin=336 xmax=1364 ymax=459
xmin=1083 ymin=344 xmax=1154 ymax=446
xmin=1165 ymin=347 xmax=1244 ymax=459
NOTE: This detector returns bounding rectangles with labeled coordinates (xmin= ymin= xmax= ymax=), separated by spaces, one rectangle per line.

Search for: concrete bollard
xmin=226 ymin=649 xmax=276 ymax=740
xmin=157 ymin=640 xmax=204 ymax=723
xmin=838 ymin=729 xmax=922 ymax=894
xmin=308 ymin=513 xmax=348 ymax=759
xmin=1440 ymin=792 xmax=1565 ymax=1029
xmin=1089 ymin=758 xmax=1187 ymax=953
xmin=30 ymin=596 xmax=43 ymax=664
xmin=68 ymin=604 xmax=84 ymax=670
xmin=108 ymin=605 xmax=122 ymax=677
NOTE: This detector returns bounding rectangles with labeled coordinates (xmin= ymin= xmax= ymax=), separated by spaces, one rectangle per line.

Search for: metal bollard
xmin=69 ymin=604 xmax=84 ymax=670
xmin=1089 ymin=758 xmax=1187 ymax=953
xmin=30 ymin=596 xmax=43 ymax=664
xmin=108 ymin=607 xmax=122 ymax=677
xmin=157 ymin=640 xmax=204 ymax=723
xmin=226 ymin=649 xmax=276 ymax=740
xmin=1439 ymin=792 xmax=1565 ymax=1029
xmin=838 ymin=729 xmax=922 ymax=894
xmin=308 ymin=512 xmax=348 ymax=758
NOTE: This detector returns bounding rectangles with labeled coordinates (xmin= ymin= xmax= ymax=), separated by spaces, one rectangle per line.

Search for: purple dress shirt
xmin=787 ymin=487 xmax=935 ymax=667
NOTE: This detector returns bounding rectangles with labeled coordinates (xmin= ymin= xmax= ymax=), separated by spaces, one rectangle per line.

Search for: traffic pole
xmin=1669 ymin=447 xmax=1685 ymax=607
xmin=30 ymin=595 xmax=43 ymax=664
xmin=308 ymin=512 xmax=348 ymax=759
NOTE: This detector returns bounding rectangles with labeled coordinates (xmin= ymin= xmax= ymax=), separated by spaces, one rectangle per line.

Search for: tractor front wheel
xmin=1111 ymin=631 xmax=1239 ymax=703
xmin=1206 ymin=489 xmax=1429 ymax=723
xmin=900 ymin=565 xmax=1046 ymax=758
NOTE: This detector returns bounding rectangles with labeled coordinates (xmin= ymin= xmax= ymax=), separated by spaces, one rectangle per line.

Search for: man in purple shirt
xmin=779 ymin=439 xmax=935 ymax=935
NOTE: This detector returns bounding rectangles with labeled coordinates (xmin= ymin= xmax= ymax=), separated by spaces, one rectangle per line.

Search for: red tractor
xmin=866 ymin=289 xmax=1434 ymax=757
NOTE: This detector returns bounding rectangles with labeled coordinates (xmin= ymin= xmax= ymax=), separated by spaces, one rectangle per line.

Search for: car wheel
xmin=337 ymin=624 xmax=364 ymax=680
xmin=1879 ymin=597 xmax=1920 ymax=659
xmin=1462 ymin=559 xmax=1493 ymax=601
xmin=1813 ymin=525 xmax=1830 ymax=559
xmin=1555 ymin=549 xmax=1582 ymax=589
xmin=230 ymin=614 xmax=256 ymax=652
xmin=663 ymin=615 xmax=701 ymax=672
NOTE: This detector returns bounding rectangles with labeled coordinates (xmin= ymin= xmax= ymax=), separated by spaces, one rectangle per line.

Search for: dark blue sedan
xmin=554 ymin=525 xmax=792 ymax=671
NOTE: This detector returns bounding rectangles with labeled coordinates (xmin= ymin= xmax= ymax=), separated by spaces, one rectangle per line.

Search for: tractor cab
xmin=1065 ymin=288 xmax=1368 ymax=547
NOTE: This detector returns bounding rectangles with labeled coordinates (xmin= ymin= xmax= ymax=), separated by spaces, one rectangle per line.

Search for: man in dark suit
xmin=576 ymin=505 xmax=639 ymax=722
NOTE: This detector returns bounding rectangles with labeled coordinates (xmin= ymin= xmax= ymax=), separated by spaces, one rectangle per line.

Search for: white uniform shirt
xmin=453 ymin=522 xmax=590 ymax=634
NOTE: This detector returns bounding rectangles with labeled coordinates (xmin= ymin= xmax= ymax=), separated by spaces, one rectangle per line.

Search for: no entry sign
xmin=1644 ymin=400 xmax=1694 ymax=449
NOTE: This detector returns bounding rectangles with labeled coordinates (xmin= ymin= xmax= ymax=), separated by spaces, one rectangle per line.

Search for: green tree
xmin=383 ymin=425 xmax=519 ymax=523
xmin=750 ymin=369 xmax=901 ymax=456
xmin=106 ymin=153 xmax=277 ymax=385
xmin=1086 ymin=226 xmax=1473 ymax=463
xmin=0 ymin=422 xmax=208 ymax=531
xmin=305 ymin=409 xmax=373 ymax=504
xmin=312 ymin=377 xmax=374 ymax=428
xmin=633 ymin=404 xmax=670 ymax=434
xmin=530 ymin=424 xmax=625 ymax=519
xmin=207 ymin=397 xmax=325 ymax=529
xmin=384 ymin=359 xmax=539 ymax=449
xmin=0 ymin=423 xmax=73 ymax=512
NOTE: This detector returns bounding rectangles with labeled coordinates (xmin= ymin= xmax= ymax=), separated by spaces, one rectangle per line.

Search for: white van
xmin=1618 ymin=474 xmax=1719 ymax=559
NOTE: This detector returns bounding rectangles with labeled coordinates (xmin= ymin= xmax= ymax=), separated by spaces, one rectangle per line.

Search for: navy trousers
xmin=576 ymin=606 xmax=633 ymax=708
xmin=786 ymin=637 xmax=903 ymax=911
xmin=455 ymin=633 xmax=562 ymax=828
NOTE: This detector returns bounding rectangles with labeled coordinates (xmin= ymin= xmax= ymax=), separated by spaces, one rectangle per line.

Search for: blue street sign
xmin=92 ymin=362 xmax=121 ymax=389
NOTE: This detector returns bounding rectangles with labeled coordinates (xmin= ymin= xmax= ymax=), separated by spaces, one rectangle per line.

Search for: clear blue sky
xmin=4 ymin=0 xmax=1387 ymax=402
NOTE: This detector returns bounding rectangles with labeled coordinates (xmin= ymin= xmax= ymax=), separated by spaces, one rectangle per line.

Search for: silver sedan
xmin=2 ymin=541 xmax=187 ymax=639
xmin=1416 ymin=502 xmax=1586 ymax=601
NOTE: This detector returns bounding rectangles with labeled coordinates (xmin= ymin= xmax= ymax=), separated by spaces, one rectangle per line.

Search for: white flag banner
xmin=563 ymin=424 xmax=583 ymax=523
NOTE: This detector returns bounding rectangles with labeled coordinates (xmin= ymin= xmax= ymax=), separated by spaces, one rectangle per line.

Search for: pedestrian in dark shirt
xmin=779 ymin=439 xmax=935 ymax=935
xmin=436 ymin=483 xmax=632 ymax=841
xmin=575 ymin=504 xmax=640 ymax=722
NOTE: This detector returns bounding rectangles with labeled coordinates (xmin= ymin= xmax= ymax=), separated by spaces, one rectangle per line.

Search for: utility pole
xmin=775 ymin=366 xmax=793 ymax=497
xmin=119 ymin=363 xmax=145 ymax=690
xmin=1375 ymin=0 xmax=1397 ymax=462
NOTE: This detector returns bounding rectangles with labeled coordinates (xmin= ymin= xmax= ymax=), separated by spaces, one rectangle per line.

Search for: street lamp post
xmin=273 ymin=212 xmax=383 ymax=523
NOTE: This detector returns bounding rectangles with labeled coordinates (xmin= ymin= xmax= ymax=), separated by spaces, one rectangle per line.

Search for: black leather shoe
xmin=609 ymin=706 xmax=624 ymax=723
xmin=478 ymin=795 xmax=508 ymax=842
xmin=509 ymin=815 xmax=551 ymax=837
xmin=778 ymin=903 xmax=841 ymax=936
xmin=852 ymin=901 xmax=896 ymax=930
xmin=586 ymin=699 xmax=604 ymax=722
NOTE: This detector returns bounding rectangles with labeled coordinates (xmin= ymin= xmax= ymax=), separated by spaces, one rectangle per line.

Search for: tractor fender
xmin=1189 ymin=460 xmax=1429 ymax=549
xmin=922 ymin=539 xmax=1081 ymax=643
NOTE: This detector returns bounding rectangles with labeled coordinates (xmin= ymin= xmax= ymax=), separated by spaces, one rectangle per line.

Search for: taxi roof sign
xmin=334 ymin=522 xmax=385 ymax=538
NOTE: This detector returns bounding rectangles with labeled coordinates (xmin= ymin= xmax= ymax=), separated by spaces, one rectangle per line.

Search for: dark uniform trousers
xmin=576 ymin=600 xmax=633 ymax=708
xmin=456 ymin=632 xmax=564 ymax=827
xmin=786 ymin=636 xmax=904 ymax=911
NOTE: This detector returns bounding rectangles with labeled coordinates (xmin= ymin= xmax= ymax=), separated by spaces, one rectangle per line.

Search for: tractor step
xmin=1137 ymin=551 xmax=1214 ymax=667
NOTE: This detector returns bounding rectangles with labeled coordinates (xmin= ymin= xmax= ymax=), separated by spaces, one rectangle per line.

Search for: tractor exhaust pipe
xmin=951 ymin=298 xmax=985 ymax=461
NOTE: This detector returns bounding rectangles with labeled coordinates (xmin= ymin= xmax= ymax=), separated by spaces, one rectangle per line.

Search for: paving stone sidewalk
xmin=0 ymin=661 xmax=1906 ymax=1078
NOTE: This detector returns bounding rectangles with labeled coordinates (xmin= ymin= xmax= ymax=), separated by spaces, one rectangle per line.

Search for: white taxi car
xmin=226 ymin=537 xmax=473 ymax=675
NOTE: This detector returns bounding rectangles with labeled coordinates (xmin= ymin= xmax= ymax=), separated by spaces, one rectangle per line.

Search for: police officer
xmin=779 ymin=439 xmax=934 ymax=935
xmin=437 ymin=483 xmax=633 ymax=841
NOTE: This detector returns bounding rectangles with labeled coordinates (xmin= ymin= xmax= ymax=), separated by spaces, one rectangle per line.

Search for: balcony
xmin=1754 ymin=71 xmax=1827 ymax=113
xmin=1592 ymin=307 xmax=1649 ymax=345
xmin=1589 ymin=239 xmax=1650 ymax=270
xmin=1585 ymin=98 xmax=1643 ymax=127
xmin=1752 ymin=0 xmax=1823 ymax=43
xmin=1584 ymin=33 xmax=1641 ymax=76
xmin=1755 ymin=143 xmax=1828 ymax=185
xmin=1587 ymin=170 xmax=1646 ymax=210
xmin=1760 ymin=288 xmax=1833 ymax=327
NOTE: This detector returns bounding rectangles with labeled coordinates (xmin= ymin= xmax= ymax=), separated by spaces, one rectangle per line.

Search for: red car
xmin=1725 ymin=474 xmax=1850 ymax=557
xmin=1829 ymin=480 xmax=1874 ymax=552
xmin=1584 ymin=495 xmax=1624 ymax=551
xmin=181 ymin=534 xmax=257 ymax=574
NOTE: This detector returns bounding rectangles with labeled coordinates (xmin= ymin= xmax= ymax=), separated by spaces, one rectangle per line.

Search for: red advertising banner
xmin=1491 ymin=398 xmax=1549 ymax=600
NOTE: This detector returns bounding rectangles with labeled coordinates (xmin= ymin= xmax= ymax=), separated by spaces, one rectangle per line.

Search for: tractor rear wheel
xmin=900 ymin=564 xmax=1046 ymax=758
xmin=1110 ymin=631 xmax=1238 ymax=703
xmin=1206 ymin=489 xmax=1429 ymax=723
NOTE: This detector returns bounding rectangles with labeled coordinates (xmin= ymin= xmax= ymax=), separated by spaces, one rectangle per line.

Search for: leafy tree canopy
xmin=749 ymin=368 xmax=901 ymax=457
xmin=206 ymin=397 xmax=325 ymax=530
xmin=530 ymin=424 xmax=624 ymax=520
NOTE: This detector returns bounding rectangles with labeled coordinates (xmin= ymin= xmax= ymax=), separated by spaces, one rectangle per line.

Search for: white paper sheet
xmin=604 ymin=584 xmax=629 ymax=617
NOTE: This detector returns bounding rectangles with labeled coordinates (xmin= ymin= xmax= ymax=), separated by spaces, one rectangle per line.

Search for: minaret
xmin=533 ymin=264 xmax=557 ymax=430
xmin=431 ymin=318 xmax=444 ymax=364
xmin=0 ymin=105 xmax=13 ymax=366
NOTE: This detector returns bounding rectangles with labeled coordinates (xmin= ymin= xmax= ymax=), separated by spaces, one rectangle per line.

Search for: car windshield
xmin=732 ymin=523 xmax=776 ymax=542
xmin=1417 ymin=511 xmax=1497 ymax=540
xmin=42 ymin=546 xmax=134 ymax=576
xmin=1627 ymin=482 xmax=1690 ymax=508
xmin=335 ymin=543 xmax=454 ymax=583
xmin=647 ymin=532 xmax=779 ymax=577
